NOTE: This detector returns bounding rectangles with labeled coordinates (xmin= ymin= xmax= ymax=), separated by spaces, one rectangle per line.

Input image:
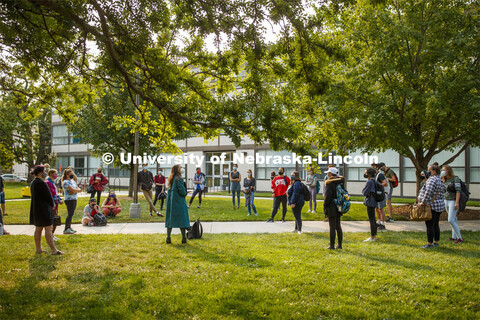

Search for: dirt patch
xmin=393 ymin=205 xmax=480 ymax=220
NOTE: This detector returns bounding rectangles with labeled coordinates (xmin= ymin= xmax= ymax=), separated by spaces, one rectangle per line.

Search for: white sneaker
xmin=53 ymin=236 xmax=59 ymax=241
xmin=363 ymin=237 xmax=376 ymax=242
xmin=307 ymin=210 xmax=311 ymax=213
xmin=297 ymin=230 xmax=302 ymax=234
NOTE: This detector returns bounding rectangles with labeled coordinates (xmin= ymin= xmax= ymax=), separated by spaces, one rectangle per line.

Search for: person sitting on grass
xmin=102 ymin=191 xmax=122 ymax=217
xmin=83 ymin=198 xmax=100 ymax=226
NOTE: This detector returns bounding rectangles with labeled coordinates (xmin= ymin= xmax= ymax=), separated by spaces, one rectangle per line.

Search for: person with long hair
xmin=323 ymin=167 xmax=345 ymax=249
xmin=29 ymin=165 xmax=63 ymax=255
xmin=362 ymin=168 xmax=378 ymax=242
xmin=287 ymin=171 xmax=305 ymax=234
xmin=165 ymin=164 xmax=190 ymax=244
xmin=243 ymin=169 xmax=257 ymax=216
xmin=45 ymin=169 xmax=63 ymax=241
xmin=442 ymin=165 xmax=464 ymax=244
xmin=102 ymin=190 xmax=122 ymax=217
xmin=62 ymin=168 xmax=81 ymax=234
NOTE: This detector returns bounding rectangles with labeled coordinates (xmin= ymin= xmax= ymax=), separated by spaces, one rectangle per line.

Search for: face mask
xmin=291 ymin=175 xmax=295 ymax=181
xmin=110 ymin=194 xmax=115 ymax=198
xmin=69 ymin=174 xmax=74 ymax=179
xmin=233 ymin=167 xmax=237 ymax=171
xmin=90 ymin=203 xmax=96 ymax=207
xmin=97 ymin=170 xmax=101 ymax=173
xmin=247 ymin=172 xmax=252 ymax=176
xmin=158 ymin=171 xmax=162 ymax=175
xmin=440 ymin=171 xmax=446 ymax=177
xmin=180 ymin=168 xmax=185 ymax=174
xmin=52 ymin=175 xmax=58 ymax=180
xmin=143 ymin=166 xmax=147 ymax=171
xmin=278 ymin=171 xmax=284 ymax=175
xmin=41 ymin=171 xmax=47 ymax=178
xmin=363 ymin=174 xmax=369 ymax=179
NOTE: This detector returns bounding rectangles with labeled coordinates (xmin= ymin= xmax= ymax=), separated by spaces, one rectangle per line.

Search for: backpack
xmin=187 ymin=219 xmax=203 ymax=239
xmin=448 ymin=178 xmax=470 ymax=213
xmin=301 ymin=183 xmax=311 ymax=201
xmin=373 ymin=180 xmax=385 ymax=202
xmin=334 ymin=183 xmax=351 ymax=214
xmin=94 ymin=212 xmax=107 ymax=226
xmin=315 ymin=180 xmax=320 ymax=194
xmin=387 ymin=169 xmax=399 ymax=188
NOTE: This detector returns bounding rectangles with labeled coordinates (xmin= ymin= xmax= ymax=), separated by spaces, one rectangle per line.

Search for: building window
xmin=255 ymin=150 xmax=297 ymax=179
xmin=52 ymin=125 xmax=69 ymax=145
xmin=470 ymin=146 xmax=480 ymax=183
xmin=74 ymin=156 xmax=86 ymax=176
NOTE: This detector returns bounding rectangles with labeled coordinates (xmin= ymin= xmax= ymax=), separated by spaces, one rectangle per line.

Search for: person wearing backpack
xmin=153 ymin=169 xmax=166 ymax=211
xmin=323 ymin=167 xmax=344 ymax=249
xmin=305 ymin=168 xmax=318 ymax=213
xmin=374 ymin=164 xmax=389 ymax=230
xmin=189 ymin=167 xmax=206 ymax=209
xmin=165 ymin=164 xmax=190 ymax=244
xmin=441 ymin=165 xmax=464 ymax=244
xmin=322 ymin=165 xmax=336 ymax=223
xmin=88 ymin=167 xmax=109 ymax=204
xmin=267 ymin=167 xmax=290 ymax=223
xmin=378 ymin=163 xmax=396 ymax=222
xmin=417 ymin=165 xmax=445 ymax=248
xmin=286 ymin=171 xmax=305 ymax=234
xmin=362 ymin=168 xmax=378 ymax=242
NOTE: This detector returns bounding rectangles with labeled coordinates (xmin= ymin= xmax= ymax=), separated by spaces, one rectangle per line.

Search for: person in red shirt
xmin=88 ymin=167 xmax=109 ymax=204
xmin=267 ymin=167 xmax=290 ymax=223
xmin=153 ymin=168 xmax=166 ymax=211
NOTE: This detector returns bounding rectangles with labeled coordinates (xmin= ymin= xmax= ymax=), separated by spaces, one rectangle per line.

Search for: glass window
xmin=345 ymin=150 xmax=397 ymax=168
xmin=430 ymin=147 xmax=465 ymax=167
xmin=52 ymin=125 xmax=68 ymax=145
xmin=56 ymin=156 xmax=70 ymax=173
xmin=470 ymin=168 xmax=480 ymax=183
xmin=74 ymin=156 xmax=86 ymax=176
xmin=470 ymin=147 xmax=480 ymax=167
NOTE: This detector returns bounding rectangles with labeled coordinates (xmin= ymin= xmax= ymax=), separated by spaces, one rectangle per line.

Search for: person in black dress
xmin=29 ymin=165 xmax=63 ymax=255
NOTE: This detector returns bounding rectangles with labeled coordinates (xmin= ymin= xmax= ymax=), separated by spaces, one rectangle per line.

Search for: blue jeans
xmin=245 ymin=192 xmax=257 ymax=215
xmin=445 ymin=200 xmax=462 ymax=239
xmin=231 ymin=183 xmax=241 ymax=207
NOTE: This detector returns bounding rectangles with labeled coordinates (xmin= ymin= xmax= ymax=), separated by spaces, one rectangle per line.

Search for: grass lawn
xmin=2 ymin=182 xmax=29 ymax=200
xmin=2 ymin=196 xmax=409 ymax=225
xmin=0 ymin=232 xmax=479 ymax=319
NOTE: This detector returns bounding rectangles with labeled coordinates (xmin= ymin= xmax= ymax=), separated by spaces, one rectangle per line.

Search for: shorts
xmin=386 ymin=186 xmax=394 ymax=201
xmin=0 ymin=192 xmax=4 ymax=204
xmin=376 ymin=198 xmax=386 ymax=209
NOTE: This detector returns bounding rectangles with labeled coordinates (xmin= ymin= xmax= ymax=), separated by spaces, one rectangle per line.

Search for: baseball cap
xmin=326 ymin=167 xmax=338 ymax=175
xmin=377 ymin=162 xmax=386 ymax=168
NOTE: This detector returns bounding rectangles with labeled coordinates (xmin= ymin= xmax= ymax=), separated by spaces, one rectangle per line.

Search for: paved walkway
xmin=4 ymin=220 xmax=479 ymax=236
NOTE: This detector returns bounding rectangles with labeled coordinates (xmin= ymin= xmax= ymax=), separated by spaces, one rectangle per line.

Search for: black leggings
xmin=292 ymin=204 xmax=303 ymax=231
xmin=367 ymin=206 xmax=377 ymax=237
xmin=190 ymin=188 xmax=203 ymax=205
xmin=426 ymin=210 xmax=442 ymax=243
xmin=64 ymin=200 xmax=77 ymax=231
xmin=271 ymin=195 xmax=287 ymax=220
xmin=328 ymin=215 xmax=343 ymax=247
xmin=90 ymin=190 xmax=101 ymax=204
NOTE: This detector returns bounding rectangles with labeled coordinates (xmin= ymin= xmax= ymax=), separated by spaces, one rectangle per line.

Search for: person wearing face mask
xmin=362 ymin=168 xmax=378 ymax=242
xmin=441 ymin=165 xmax=464 ymax=244
xmin=83 ymin=198 xmax=100 ymax=226
xmin=267 ymin=167 xmax=290 ymax=223
xmin=153 ymin=168 xmax=166 ymax=211
xmin=88 ymin=166 xmax=109 ymax=204
xmin=243 ymin=169 xmax=257 ymax=216
xmin=45 ymin=169 xmax=63 ymax=241
xmin=229 ymin=164 xmax=242 ymax=209
xmin=287 ymin=171 xmax=305 ymax=234
xmin=322 ymin=165 xmax=337 ymax=223
xmin=189 ymin=167 xmax=206 ymax=209
xmin=377 ymin=162 xmax=396 ymax=222
xmin=165 ymin=164 xmax=190 ymax=244
xmin=305 ymin=168 xmax=318 ymax=213
xmin=419 ymin=170 xmax=431 ymax=189
xmin=102 ymin=191 xmax=122 ymax=217
xmin=62 ymin=168 xmax=81 ymax=234
xmin=417 ymin=165 xmax=445 ymax=248
xmin=323 ymin=167 xmax=345 ymax=249
xmin=29 ymin=165 xmax=63 ymax=255
xmin=138 ymin=164 xmax=162 ymax=217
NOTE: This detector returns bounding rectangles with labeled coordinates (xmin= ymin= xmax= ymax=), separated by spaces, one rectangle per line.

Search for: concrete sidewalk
xmin=4 ymin=220 xmax=479 ymax=236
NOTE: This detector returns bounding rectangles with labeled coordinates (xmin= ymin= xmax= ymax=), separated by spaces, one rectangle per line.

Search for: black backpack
xmin=447 ymin=178 xmax=470 ymax=213
xmin=373 ymin=180 xmax=385 ymax=202
xmin=302 ymin=183 xmax=311 ymax=201
xmin=187 ymin=219 xmax=203 ymax=239
xmin=94 ymin=213 xmax=107 ymax=226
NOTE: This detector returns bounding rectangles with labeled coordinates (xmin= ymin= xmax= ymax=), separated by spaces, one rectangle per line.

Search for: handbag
xmin=53 ymin=215 xmax=62 ymax=226
xmin=409 ymin=190 xmax=440 ymax=221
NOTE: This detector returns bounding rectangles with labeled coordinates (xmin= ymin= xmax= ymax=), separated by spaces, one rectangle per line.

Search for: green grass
xmin=2 ymin=182 xmax=29 ymax=200
xmin=1 ymin=196 xmax=409 ymax=225
xmin=0 ymin=232 xmax=479 ymax=319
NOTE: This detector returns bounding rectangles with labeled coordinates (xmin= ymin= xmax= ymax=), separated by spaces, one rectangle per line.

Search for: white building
xmin=49 ymin=112 xmax=480 ymax=199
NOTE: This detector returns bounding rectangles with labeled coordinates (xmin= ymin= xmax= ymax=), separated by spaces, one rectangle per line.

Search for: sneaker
xmin=156 ymin=212 xmax=164 ymax=217
xmin=63 ymin=229 xmax=75 ymax=235
xmin=282 ymin=219 xmax=286 ymax=223
xmin=237 ymin=206 xmax=240 ymax=209
xmin=307 ymin=210 xmax=311 ymax=213
xmin=149 ymin=213 xmax=153 ymax=217
xmin=292 ymin=229 xmax=298 ymax=233
xmin=254 ymin=213 xmax=258 ymax=216
xmin=266 ymin=218 xmax=274 ymax=223
xmin=335 ymin=246 xmax=343 ymax=250
xmin=297 ymin=230 xmax=302 ymax=234
xmin=72 ymin=229 xmax=77 ymax=233
xmin=326 ymin=246 xmax=335 ymax=250
xmin=448 ymin=237 xmax=456 ymax=241
xmin=363 ymin=237 xmax=376 ymax=242
xmin=88 ymin=222 xmax=94 ymax=227
xmin=197 ymin=205 xmax=201 ymax=209
xmin=53 ymin=236 xmax=59 ymax=241
xmin=247 ymin=213 xmax=251 ymax=216
xmin=378 ymin=224 xmax=386 ymax=230
xmin=386 ymin=217 xmax=394 ymax=222
xmin=421 ymin=244 xmax=434 ymax=249
xmin=454 ymin=239 xmax=464 ymax=244
xmin=433 ymin=243 xmax=439 ymax=247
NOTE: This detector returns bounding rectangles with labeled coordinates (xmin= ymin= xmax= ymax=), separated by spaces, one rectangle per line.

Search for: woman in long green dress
xmin=165 ymin=164 xmax=190 ymax=244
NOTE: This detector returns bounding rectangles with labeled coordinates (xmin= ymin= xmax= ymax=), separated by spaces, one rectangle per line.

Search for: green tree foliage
xmin=296 ymin=0 xmax=479 ymax=190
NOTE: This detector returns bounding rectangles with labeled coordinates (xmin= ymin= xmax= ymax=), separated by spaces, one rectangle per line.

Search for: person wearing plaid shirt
xmin=418 ymin=165 xmax=445 ymax=248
